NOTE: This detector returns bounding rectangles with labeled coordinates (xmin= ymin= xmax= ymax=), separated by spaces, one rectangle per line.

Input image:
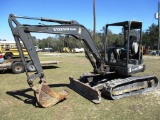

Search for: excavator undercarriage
xmin=70 ymin=74 xmax=158 ymax=103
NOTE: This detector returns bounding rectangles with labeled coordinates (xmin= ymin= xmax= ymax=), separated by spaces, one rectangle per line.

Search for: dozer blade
xmin=32 ymin=83 xmax=69 ymax=108
xmin=69 ymin=77 xmax=101 ymax=104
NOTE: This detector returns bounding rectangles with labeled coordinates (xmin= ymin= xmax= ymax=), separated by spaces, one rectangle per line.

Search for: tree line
xmin=31 ymin=23 xmax=158 ymax=52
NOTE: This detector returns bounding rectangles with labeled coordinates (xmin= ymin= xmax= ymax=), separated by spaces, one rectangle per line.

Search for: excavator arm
xmin=8 ymin=14 xmax=104 ymax=107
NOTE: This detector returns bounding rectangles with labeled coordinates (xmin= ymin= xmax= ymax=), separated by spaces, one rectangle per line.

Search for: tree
xmin=31 ymin=36 xmax=37 ymax=46
xmin=142 ymin=23 xmax=158 ymax=49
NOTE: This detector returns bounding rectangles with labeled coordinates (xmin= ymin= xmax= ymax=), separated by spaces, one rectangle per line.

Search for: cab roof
xmin=106 ymin=21 xmax=142 ymax=29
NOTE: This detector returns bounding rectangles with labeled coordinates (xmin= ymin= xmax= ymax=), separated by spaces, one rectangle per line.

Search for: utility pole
xmin=93 ymin=0 xmax=96 ymax=43
xmin=158 ymin=2 xmax=160 ymax=55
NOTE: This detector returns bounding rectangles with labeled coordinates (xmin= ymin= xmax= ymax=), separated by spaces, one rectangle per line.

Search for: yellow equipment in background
xmin=62 ymin=47 xmax=71 ymax=53
xmin=0 ymin=41 xmax=28 ymax=59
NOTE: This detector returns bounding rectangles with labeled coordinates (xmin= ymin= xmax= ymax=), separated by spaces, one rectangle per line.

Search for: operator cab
xmin=104 ymin=21 xmax=145 ymax=76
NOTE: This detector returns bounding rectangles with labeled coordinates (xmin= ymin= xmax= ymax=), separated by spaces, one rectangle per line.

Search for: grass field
xmin=0 ymin=52 xmax=160 ymax=120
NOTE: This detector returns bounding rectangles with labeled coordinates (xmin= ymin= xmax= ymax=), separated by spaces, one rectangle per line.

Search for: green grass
xmin=0 ymin=53 xmax=160 ymax=120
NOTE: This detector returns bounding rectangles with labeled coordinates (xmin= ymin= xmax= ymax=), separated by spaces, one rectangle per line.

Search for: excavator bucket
xmin=69 ymin=77 xmax=101 ymax=104
xmin=32 ymin=83 xmax=69 ymax=108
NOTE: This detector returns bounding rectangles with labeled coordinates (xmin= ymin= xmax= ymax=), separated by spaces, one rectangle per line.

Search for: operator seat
xmin=114 ymin=48 xmax=121 ymax=62
xmin=113 ymin=35 xmax=139 ymax=62
xmin=129 ymin=36 xmax=139 ymax=55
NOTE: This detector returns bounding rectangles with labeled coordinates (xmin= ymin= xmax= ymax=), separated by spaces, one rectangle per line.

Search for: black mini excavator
xmin=8 ymin=13 xmax=159 ymax=107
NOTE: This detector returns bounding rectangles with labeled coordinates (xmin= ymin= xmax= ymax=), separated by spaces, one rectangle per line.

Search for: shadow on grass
xmin=6 ymin=83 xmax=69 ymax=107
xmin=6 ymin=79 xmax=114 ymax=107
xmin=42 ymin=66 xmax=60 ymax=70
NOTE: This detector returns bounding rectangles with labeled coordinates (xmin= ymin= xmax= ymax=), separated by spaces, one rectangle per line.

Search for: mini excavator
xmin=8 ymin=13 xmax=159 ymax=107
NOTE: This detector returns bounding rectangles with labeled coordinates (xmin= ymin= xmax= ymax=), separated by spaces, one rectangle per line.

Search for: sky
xmin=0 ymin=0 xmax=159 ymax=41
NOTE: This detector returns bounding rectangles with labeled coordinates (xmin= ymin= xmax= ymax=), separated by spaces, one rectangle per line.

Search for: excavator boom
xmin=8 ymin=14 xmax=104 ymax=107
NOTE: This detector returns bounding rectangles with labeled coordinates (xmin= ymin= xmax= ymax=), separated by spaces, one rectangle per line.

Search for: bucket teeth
xmin=69 ymin=77 xmax=101 ymax=104
xmin=33 ymin=83 xmax=69 ymax=108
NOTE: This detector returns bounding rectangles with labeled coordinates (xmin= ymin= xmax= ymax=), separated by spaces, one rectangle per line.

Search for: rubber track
xmin=102 ymin=75 xmax=159 ymax=99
